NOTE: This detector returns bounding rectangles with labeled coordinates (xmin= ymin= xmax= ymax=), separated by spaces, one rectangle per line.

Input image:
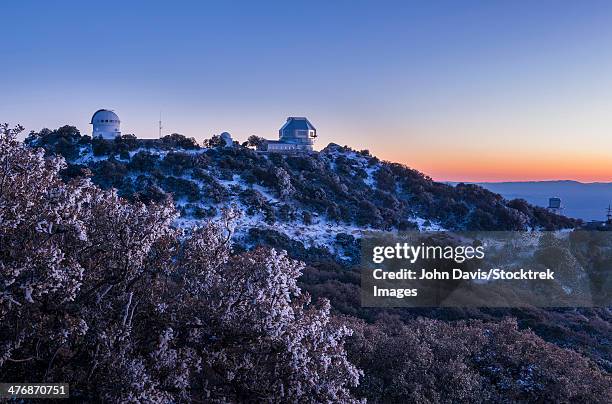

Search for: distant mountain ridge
xmin=459 ymin=180 xmax=612 ymax=221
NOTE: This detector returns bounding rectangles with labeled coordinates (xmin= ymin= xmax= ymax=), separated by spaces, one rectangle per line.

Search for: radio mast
xmin=158 ymin=111 xmax=163 ymax=138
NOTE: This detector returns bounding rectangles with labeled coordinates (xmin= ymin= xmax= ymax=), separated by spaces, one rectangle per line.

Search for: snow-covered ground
xmin=74 ymin=143 xmax=446 ymax=253
xmin=172 ymin=151 xmax=445 ymax=253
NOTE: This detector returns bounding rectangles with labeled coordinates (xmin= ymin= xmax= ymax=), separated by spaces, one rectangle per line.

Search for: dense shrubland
xmin=7 ymin=124 xmax=609 ymax=402
xmin=26 ymin=126 xmax=578 ymax=232
xmin=348 ymin=317 xmax=610 ymax=403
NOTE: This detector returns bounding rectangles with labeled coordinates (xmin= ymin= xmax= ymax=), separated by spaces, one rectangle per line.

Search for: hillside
xmin=27 ymin=126 xmax=577 ymax=251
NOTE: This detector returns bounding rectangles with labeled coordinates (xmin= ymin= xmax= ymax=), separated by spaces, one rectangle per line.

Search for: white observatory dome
xmin=91 ymin=109 xmax=121 ymax=139
xmin=220 ymin=132 xmax=233 ymax=147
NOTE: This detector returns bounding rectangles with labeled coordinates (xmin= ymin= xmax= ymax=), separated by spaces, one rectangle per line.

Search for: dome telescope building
xmin=220 ymin=132 xmax=234 ymax=147
xmin=91 ymin=109 xmax=121 ymax=139
xmin=257 ymin=117 xmax=317 ymax=152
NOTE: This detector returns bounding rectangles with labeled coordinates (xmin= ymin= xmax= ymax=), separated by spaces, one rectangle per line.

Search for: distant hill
xmin=24 ymin=125 xmax=577 ymax=254
xmin=466 ymin=181 xmax=612 ymax=221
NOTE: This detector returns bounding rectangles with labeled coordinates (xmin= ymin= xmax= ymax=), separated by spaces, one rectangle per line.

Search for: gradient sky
xmin=2 ymin=0 xmax=612 ymax=182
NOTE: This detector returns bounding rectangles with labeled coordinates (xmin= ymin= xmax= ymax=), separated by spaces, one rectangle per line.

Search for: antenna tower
xmin=158 ymin=112 xmax=163 ymax=138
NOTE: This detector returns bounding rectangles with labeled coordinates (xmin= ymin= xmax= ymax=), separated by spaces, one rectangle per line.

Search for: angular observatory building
xmin=257 ymin=117 xmax=317 ymax=152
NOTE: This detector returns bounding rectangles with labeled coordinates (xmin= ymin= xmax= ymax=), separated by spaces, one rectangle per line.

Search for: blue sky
xmin=2 ymin=1 xmax=612 ymax=181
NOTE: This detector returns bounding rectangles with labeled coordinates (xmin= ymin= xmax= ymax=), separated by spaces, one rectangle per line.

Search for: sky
xmin=1 ymin=0 xmax=612 ymax=182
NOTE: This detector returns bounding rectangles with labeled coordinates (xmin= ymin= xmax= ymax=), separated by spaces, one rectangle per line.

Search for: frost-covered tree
xmin=274 ymin=167 xmax=295 ymax=200
xmin=0 ymin=124 xmax=360 ymax=402
xmin=180 ymin=244 xmax=360 ymax=402
xmin=246 ymin=135 xmax=265 ymax=148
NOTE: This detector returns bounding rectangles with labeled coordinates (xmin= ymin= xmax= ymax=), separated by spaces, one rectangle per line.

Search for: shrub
xmin=129 ymin=151 xmax=160 ymax=172
xmin=160 ymin=133 xmax=199 ymax=149
xmin=160 ymin=176 xmax=201 ymax=202
xmin=348 ymin=317 xmax=611 ymax=403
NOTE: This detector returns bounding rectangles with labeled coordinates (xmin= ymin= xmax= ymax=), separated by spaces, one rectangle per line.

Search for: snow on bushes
xmin=0 ymin=125 xmax=360 ymax=402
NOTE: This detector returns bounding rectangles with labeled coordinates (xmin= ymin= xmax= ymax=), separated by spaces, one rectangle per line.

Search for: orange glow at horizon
xmin=382 ymin=149 xmax=612 ymax=183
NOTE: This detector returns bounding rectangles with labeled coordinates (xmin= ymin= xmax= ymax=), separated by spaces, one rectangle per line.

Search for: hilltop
xmin=26 ymin=126 xmax=577 ymax=251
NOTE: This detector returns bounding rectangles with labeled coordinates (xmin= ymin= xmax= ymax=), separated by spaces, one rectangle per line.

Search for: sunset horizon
xmin=11 ymin=118 xmax=612 ymax=183
xmin=3 ymin=0 xmax=612 ymax=184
